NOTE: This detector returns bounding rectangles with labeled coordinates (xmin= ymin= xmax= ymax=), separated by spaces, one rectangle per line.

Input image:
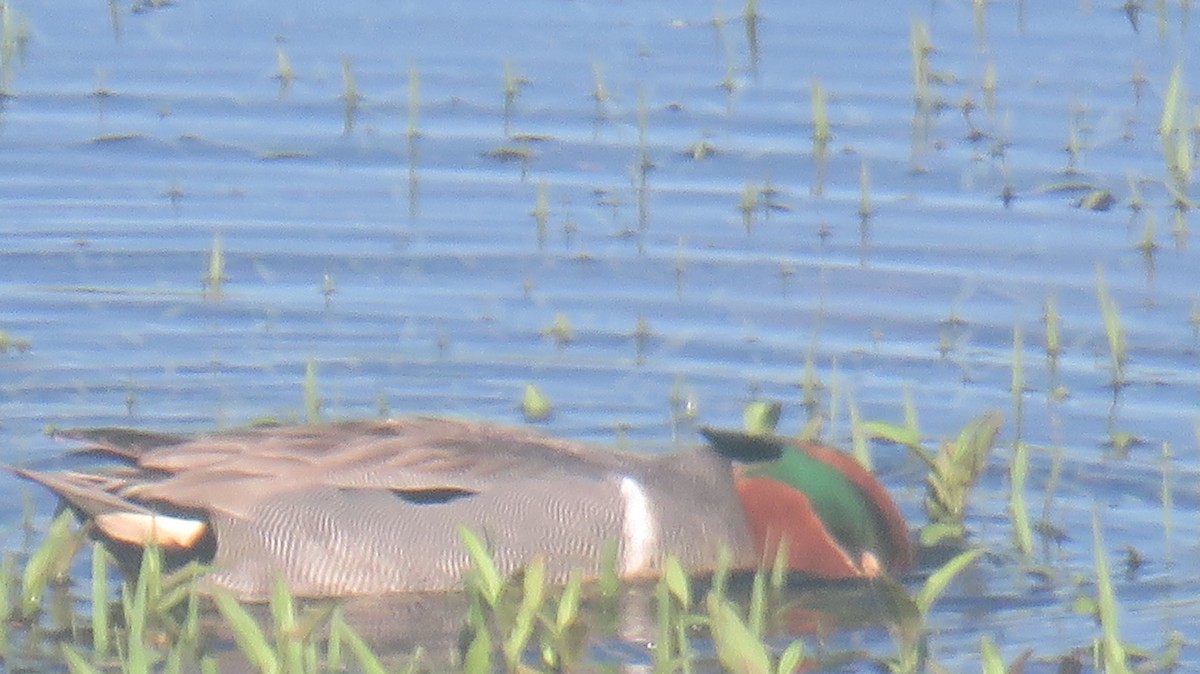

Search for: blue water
xmin=2 ymin=0 xmax=1199 ymax=670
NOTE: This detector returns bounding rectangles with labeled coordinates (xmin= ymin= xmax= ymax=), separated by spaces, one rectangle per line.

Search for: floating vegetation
xmin=0 ymin=0 xmax=29 ymax=96
xmin=1009 ymin=439 xmax=1033 ymax=557
xmin=273 ymin=36 xmax=294 ymax=91
xmin=531 ymin=180 xmax=549 ymax=245
xmin=810 ymin=80 xmax=831 ymax=195
xmin=591 ymin=60 xmax=607 ymax=103
xmin=865 ymin=409 xmax=1002 ymax=546
xmin=502 ymin=59 xmax=526 ymax=137
xmin=204 ymin=231 xmax=225 ymax=296
xmin=1158 ymin=63 xmax=1192 ymax=204
xmin=259 ymin=148 xmax=314 ymax=160
xmin=485 ymin=145 xmax=535 ymax=162
xmin=742 ymin=400 xmax=782 ymax=436
xmin=1075 ymin=188 xmax=1117 ymax=211
xmin=810 ymin=79 xmax=831 ymax=144
xmin=542 ymin=311 xmax=572 ymax=347
xmin=1043 ymin=293 xmax=1061 ymax=361
xmin=407 ymin=63 xmax=419 ymax=138
xmin=858 ymin=160 xmax=873 ymax=220
xmin=340 ymin=57 xmax=361 ymax=134
xmin=0 ymin=327 xmax=31 ymax=353
xmin=520 ymin=383 xmax=553 ymax=422
xmin=1094 ymin=264 xmax=1127 ymax=388
xmin=304 ymin=355 xmax=322 ymax=423
xmin=90 ymin=132 xmax=144 ymax=143
xmin=981 ymin=62 xmax=997 ymax=115
xmin=632 ymin=314 xmax=653 ymax=364
xmin=687 ymin=138 xmax=717 ymax=160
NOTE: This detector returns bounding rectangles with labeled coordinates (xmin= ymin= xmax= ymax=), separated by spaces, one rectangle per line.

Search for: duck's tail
xmin=12 ymin=466 xmax=209 ymax=552
xmin=48 ymin=426 xmax=189 ymax=461
xmin=698 ymin=426 xmax=786 ymax=463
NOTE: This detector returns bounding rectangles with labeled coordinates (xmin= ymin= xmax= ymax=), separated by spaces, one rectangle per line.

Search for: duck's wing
xmin=50 ymin=417 xmax=622 ymax=518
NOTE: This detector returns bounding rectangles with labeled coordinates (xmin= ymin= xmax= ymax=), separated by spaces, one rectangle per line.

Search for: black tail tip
xmin=699 ymin=427 xmax=785 ymax=463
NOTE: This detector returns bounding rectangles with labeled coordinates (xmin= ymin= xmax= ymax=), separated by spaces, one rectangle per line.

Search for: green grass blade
xmin=1010 ymin=441 xmax=1033 ymax=557
xmin=212 ymin=588 xmax=280 ymax=674
xmin=270 ymin=575 xmax=304 ymax=674
xmin=707 ymin=594 xmax=770 ymax=674
xmin=979 ymin=635 xmax=1004 ymax=674
xmin=91 ymin=543 xmax=110 ymax=657
xmin=21 ymin=509 xmax=75 ymax=617
xmin=335 ymin=619 xmax=389 ymax=674
xmin=776 ymin=640 xmax=805 ymax=674
xmin=62 ymin=643 xmax=105 ymax=674
xmin=1092 ymin=514 xmax=1131 ymax=674
xmin=914 ymin=547 xmax=983 ymax=615
xmin=663 ymin=555 xmax=691 ymax=610
xmin=458 ymin=526 xmax=502 ymax=606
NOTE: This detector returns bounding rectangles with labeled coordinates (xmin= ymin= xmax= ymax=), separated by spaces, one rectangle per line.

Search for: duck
xmin=13 ymin=416 xmax=912 ymax=601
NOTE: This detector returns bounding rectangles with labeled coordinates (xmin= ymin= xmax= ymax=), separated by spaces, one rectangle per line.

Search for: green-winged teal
xmin=14 ymin=416 xmax=911 ymax=600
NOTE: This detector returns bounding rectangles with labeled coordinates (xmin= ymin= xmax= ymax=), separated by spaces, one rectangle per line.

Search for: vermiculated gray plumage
xmin=17 ymin=417 xmax=757 ymax=601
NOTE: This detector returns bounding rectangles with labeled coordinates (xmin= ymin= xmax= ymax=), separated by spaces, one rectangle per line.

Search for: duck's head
xmin=701 ymin=428 xmax=913 ymax=579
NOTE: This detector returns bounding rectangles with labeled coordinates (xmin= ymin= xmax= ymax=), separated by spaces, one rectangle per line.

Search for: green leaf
xmin=522 ymin=383 xmax=554 ymax=421
xmin=663 ymin=555 xmax=691 ymax=609
xmin=1093 ymin=515 xmax=1132 ymax=674
xmin=1009 ymin=441 xmax=1033 ymax=557
xmin=707 ymin=594 xmax=771 ymax=674
xmin=62 ymin=643 xmax=105 ymax=674
xmin=335 ymin=619 xmax=389 ymax=674
xmin=212 ymin=589 xmax=279 ymax=674
xmin=269 ymin=575 xmax=303 ymax=674
xmin=980 ymin=635 xmax=1004 ymax=674
xmin=462 ymin=629 xmax=492 ymax=674
xmin=506 ymin=555 xmax=546 ymax=668
xmin=742 ymin=401 xmax=782 ymax=435
xmin=860 ymin=421 xmax=930 ymax=466
xmin=21 ymin=509 xmax=76 ymax=617
xmin=556 ymin=569 xmax=582 ymax=631
xmin=914 ymin=547 xmax=983 ymax=616
xmin=776 ymin=640 xmax=806 ymax=674
xmin=91 ymin=543 xmax=110 ymax=658
xmin=918 ymin=521 xmax=963 ymax=547
xmin=458 ymin=526 xmax=502 ymax=606
xmin=598 ymin=538 xmax=620 ymax=600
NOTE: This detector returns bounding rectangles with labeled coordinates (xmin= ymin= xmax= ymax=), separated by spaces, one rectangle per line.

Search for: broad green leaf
xmin=707 ymin=594 xmax=771 ymax=674
xmin=462 ymin=629 xmax=492 ymax=674
xmin=522 ymin=383 xmax=554 ymax=421
xmin=743 ymin=401 xmax=782 ymax=435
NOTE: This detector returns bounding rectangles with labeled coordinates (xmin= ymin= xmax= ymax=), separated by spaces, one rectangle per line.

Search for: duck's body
xmin=16 ymin=416 xmax=911 ymax=600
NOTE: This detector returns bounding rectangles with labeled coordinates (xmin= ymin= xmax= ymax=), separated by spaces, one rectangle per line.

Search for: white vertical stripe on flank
xmin=618 ymin=476 xmax=659 ymax=574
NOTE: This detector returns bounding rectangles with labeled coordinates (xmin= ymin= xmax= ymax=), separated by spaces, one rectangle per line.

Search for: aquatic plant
xmin=864 ymin=408 xmax=1002 ymax=545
